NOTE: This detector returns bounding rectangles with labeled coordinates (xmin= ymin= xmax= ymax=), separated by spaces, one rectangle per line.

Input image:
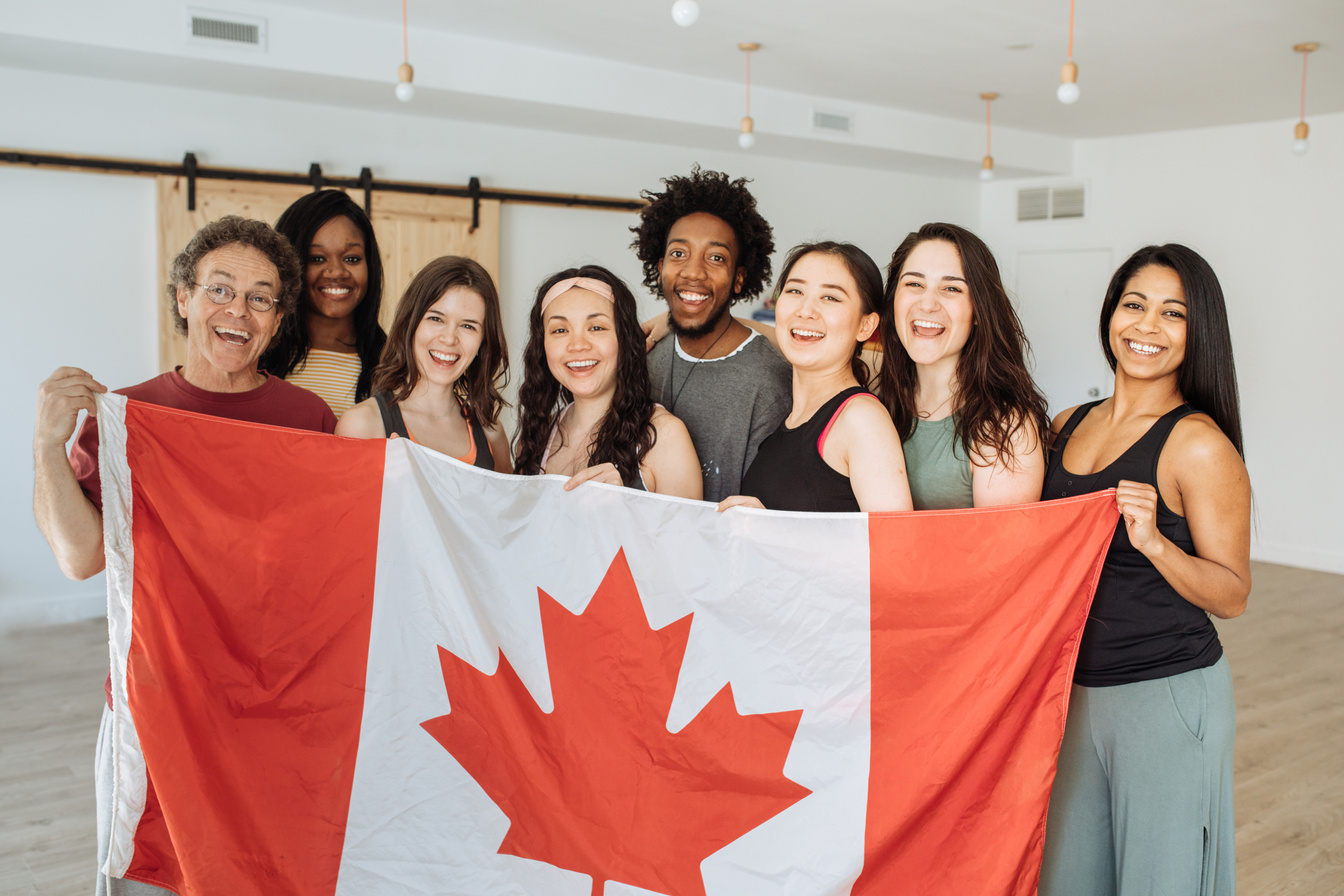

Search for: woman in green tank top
xmin=875 ymin=223 xmax=1049 ymax=509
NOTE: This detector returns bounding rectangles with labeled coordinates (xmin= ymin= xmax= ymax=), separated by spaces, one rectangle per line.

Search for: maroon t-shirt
xmin=74 ymin=369 xmax=337 ymax=705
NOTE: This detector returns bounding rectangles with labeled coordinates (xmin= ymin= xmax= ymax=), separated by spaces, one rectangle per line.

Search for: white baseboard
xmin=1251 ymin=542 xmax=1344 ymax=576
xmin=0 ymin=591 xmax=106 ymax=634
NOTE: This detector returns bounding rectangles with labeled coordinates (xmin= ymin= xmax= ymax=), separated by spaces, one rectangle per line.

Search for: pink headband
xmin=540 ymin=276 xmax=616 ymax=313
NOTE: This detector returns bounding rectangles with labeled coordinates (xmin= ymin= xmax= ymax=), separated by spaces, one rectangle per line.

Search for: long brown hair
xmin=877 ymin=222 xmax=1048 ymax=468
xmin=371 ymin=256 xmax=508 ymax=426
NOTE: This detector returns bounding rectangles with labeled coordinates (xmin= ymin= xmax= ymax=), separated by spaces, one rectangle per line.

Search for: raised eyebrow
xmin=666 ymin=237 xmax=733 ymax=251
xmin=309 ymin=240 xmax=364 ymax=251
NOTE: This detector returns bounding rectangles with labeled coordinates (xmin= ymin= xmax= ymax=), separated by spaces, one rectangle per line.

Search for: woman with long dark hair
xmin=877 ymin=222 xmax=1048 ymax=509
xmin=513 ymin=265 xmax=701 ymax=498
xmin=720 ymin=242 xmax=912 ymax=513
xmin=1038 ymin=244 xmax=1250 ymax=896
xmin=259 ymin=190 xmax=387 ymax=417
xmin=336 ymin=256 xmax=510 ymax=471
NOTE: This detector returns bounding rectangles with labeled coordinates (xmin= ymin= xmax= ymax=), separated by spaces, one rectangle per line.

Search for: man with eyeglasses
xmin=32 ymin=214 xmax=335 ymax=896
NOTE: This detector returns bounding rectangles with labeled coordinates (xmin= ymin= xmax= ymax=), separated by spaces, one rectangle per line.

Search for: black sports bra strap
xmin=374 ymin=392 xmax=411 ymax=440
xmin=469 ymin=417 xmax=493 ymax=470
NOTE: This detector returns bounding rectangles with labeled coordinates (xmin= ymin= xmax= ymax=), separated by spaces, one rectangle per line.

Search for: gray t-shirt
xmin=648 ymin=331 xmax=792 ymax=503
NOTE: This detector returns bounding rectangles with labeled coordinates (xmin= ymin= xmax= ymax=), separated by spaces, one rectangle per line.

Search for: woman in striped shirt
xmin=260 ymin=190 xmax=387 ymax=417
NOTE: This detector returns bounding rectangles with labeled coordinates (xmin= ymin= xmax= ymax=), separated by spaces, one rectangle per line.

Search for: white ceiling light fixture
xmin=980 ymin=92 xmax=998 ymax=181
xmin=671 ymin=0 xmax=700 ymax=27
xmin=1292 ymin=42 xmax=1318 ymax=155
xmin=1057 ymin=0 xmax=1080 ymax=104
xmin=395 ymin=0 xmax=414 ymax=102
xmin=738 ymin=42 xmax=759 ymax=149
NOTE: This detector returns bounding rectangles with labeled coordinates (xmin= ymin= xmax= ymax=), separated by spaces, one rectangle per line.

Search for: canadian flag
xmin=97 ymin=395 xmax=1116 ymax=896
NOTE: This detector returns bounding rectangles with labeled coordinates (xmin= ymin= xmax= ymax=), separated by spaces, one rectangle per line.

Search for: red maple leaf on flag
xmin=421 ymin=548 xmax=811 ymax=896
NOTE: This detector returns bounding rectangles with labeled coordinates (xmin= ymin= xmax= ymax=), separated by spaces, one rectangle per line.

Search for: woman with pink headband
xmin=513 ymin=265 xmax=702 ymax=498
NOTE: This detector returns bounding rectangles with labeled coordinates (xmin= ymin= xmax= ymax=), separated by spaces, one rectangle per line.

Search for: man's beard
xmin=666 ymin=300 xmax=731 ymax=341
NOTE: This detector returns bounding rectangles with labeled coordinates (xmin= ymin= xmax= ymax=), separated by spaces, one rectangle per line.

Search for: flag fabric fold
xmin=96 ymin=395 xmax=1116 ymax=896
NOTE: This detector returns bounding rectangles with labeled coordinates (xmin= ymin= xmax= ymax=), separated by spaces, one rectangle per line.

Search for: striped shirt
xmin=285 ymin=350 xmax=362 ymax=418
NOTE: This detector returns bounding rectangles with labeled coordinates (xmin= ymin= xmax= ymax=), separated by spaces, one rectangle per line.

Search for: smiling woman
xmin=513 ymin=265 xmax=701 ymax=499
xmin=335 ymin=256 xmax=511 ymax=471
xmin=1038 ymin=244 xmax=1250 ymax=896
xmin=259 ymin=190 xmax=388 ymax=417
xmin=877 ymin=222 xmax=1049 ymax=510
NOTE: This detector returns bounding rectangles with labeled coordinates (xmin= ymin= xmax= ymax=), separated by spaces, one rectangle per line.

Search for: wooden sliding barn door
xmin=156 ymin=177 xmax=501 ymax=372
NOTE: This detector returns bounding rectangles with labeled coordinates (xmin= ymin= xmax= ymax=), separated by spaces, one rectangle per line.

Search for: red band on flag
xmin=119 ymin=402 xmax=386 ymax=895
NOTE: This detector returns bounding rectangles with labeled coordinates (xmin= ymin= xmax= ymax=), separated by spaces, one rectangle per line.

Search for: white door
xmin=1014 ymin=249 xmax=1117 ymax=418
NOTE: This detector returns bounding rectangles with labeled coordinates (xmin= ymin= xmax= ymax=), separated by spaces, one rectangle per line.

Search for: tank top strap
xmin=1134 ymin=404 xmax=1197 ymax=484
xmin=468 ymin=416 xmax=494 ymax=470
xmin=1044 ymin=400 xmax=1102 ymax=482
xmin=816 ymin=387 xmax=873 ymax=457
xmin=374 ymin=392 xmax=411 ymax=439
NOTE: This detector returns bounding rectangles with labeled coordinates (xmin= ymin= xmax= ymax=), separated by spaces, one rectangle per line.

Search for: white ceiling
xmin=265 ymin=0 xmax=1343 ymax=137
xmin=3 ymin=0 xmax=1340 ymax=176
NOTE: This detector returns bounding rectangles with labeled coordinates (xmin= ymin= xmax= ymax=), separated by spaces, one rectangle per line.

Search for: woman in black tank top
xmin=336 ymin=257 xmax=512 ymax=472
xmin=1038 ymin=245 xmax=1250 ymax=896
xmin=721 ymin=242 xmax=912 ymax=513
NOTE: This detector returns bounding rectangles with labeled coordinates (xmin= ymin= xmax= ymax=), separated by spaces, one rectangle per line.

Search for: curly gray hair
xmin=166 ymin=215 xmax=302 ymax=334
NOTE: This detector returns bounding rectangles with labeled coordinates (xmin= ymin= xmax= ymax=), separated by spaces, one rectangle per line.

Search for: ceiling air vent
xmin=1017 ymin=184 xmax=1086 ymax=222
xmin=812 ymin=109 xmax=853 ymax=135
xmin=186 ymin=8 xmax=266 ymax=49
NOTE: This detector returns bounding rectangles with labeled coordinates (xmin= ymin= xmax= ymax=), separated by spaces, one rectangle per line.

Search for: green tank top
xmin=903 ymin=415 xmax=974 ymax=510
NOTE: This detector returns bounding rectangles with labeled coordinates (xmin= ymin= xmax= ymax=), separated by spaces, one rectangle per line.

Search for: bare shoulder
xmin=334 ymin=399 xmax=386 ymax=439
xmin=1051 ymin=404 xmax=1081 ymax=435
xmin=650 ymin=405 xmax=692 ymax=441
xmin=1168 ymin=412 xmax=1244 ymax=472
xmin=836 ymin=392 xmax=895 ymax=432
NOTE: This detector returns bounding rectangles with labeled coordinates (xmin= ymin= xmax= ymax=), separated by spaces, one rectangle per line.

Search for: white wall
xmin=0 ymin=65 xmax=980 ymax=626
xmin=979 ymin=112 xmax=1344 ymax=574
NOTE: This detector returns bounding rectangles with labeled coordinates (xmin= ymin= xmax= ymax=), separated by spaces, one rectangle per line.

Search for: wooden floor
xmin=1 ymin=560 xmax=1340 ymax=895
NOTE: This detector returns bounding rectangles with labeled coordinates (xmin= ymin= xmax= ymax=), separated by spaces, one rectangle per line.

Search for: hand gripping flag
xmin=96 ymin=395 xmax=1116 ymax=896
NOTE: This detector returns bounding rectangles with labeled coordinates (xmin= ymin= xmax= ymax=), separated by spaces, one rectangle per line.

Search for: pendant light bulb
xmin=1293 ymin=120 xmax=1310 ymax=155
xmin=1057 ymin=61 xmax=1080 ymax=104
xmin=671 ymin=0 xmax=700 ymax=27
xmin=1292 ymin=43 xmax=1318 ymax=156
xmin=980 ymin=157 xmax=995 ymax=181
xmin=738 ymin=116 xmax=756 ymax=149
xmin=396 ymin=62 xmax=415 ymax=102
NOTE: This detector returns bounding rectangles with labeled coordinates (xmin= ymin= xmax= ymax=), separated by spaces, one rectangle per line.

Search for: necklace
xmin=664 ymin=320 xmax=734 ymax=414
xmin=916 ymin=391 xmax=955 ymax=420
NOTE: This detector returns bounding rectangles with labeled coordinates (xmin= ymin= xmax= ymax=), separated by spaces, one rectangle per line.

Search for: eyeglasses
xmin=193 ymin=282 xmax=278 ymax=313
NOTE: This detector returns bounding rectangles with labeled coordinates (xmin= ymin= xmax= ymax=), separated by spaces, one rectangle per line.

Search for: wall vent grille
xmin=812 ymin=109 xmax=853 ymax=134
xmin=1017 ymin=188 xmax=1050 ymax=221
xmin=1017 ymin=184 xmax=1086 ymax=221
xmin=187 ymin=9 xmax=266 ymax=49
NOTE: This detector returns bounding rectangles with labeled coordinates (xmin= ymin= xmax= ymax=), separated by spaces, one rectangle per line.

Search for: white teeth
xmin=429 ymin=350 xmax=459 ymax=363
xmin=1126 ymin=340 xmax=1162 ymax=355
xmin=677 ymin=290 xmax=710 ymax=303
xmin=567 ymin=360 xmax=598 ymax=369
xmin=791 ymin=328 xmax=825 ymax=339
xmin=213 ymin=326 xmax=251 ymax=341
xmin=913 ymin=320 xmax=944 ymax=330
xmin=320 ymin=287 xmax=352 ymax=296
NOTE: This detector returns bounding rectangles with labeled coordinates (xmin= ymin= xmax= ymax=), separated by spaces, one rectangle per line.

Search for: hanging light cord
xmin=741 ymin=49 xmax=752 ymax=117
xmin=985 ymin=97 xmax=992 ymax=156
xmin=1064 ymin=0 xmax=1075 ymax=60
xmin=1299 ymin=48 xmax=1309 ymax=122
xmin=402 ymin=0 xmax=409 ymax=64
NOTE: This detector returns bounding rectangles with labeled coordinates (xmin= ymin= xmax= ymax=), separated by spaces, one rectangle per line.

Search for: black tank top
xmin=373 ymin=392 xmax=495 ymax=471
xmin=1043 ymin=401 xmax=1222 ymax=687
xmin=740 ymin=386 xmax=868 ymax=512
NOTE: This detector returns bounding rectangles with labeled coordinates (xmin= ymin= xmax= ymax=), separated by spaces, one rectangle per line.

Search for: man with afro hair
xmin=631 ymin=166 xmax=791 ymax=502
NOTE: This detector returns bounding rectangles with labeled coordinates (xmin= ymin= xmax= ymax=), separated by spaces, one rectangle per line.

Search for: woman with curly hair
xmin=336 ymin=256 xmax=511 ymax=471
xmin=513 ymin=265 xmax=701 ymax=498
xmin=877 ymin=222 xmax=1048 ymax=509
xmin=260 ymin=190 xmax=387 ymax=417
